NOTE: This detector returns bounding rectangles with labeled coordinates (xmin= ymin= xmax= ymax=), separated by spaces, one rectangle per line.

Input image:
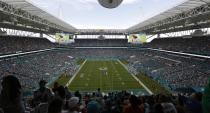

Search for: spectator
xmin=74 ymin=90 xmax=82 ymax=103
xmin=0 ymin=75 xmax=25 ymax=113
xmin=33 ymin=80 xmax=53 ymax=106
xmin=123 ymin=95 xmax=144 ymax=113
xmin=87 ymin=100 xmax=100 ymax=113
xmin=96 ymin=88 xmax=102 ymax=97
xmin=66 ymin=97 xmax=80 ymax=113
xmin=180 ymin=93 xmax=203 ymax=113
xmin=102 ymin=100 xmax=114 ymax=113
xmin=48 ymin=98 xmax=63 ymax=113
xmin=176 ymin=95 xmax=187 ymax=113
xmin=153 ymin=103 xmax=164 ymax=113
xmin=64 ymin=87 xmax=72 ymax=99
xmin=55 ymin=86 xmax=66 ymax=100
xmin=202 ymin=78 xmax=210 ymax=113
xmin=52 ymin=82 xmax=60 ymax=94
xmin=158 ymin=95 xmax=177 ymax=113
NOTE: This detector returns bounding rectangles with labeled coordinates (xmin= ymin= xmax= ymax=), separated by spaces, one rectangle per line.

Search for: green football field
xmin=68 ymin=60 xmax=144 ymax=92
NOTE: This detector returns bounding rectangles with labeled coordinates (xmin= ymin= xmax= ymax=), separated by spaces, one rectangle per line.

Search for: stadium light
xmin=98 ymin=0 xmax=123 ymax=9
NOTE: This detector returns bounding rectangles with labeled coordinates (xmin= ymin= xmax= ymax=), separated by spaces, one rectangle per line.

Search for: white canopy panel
xmin=128 ymin=0 xmax=210 ymax=32
xmin=0 ymin=0 xmax=77 ymax=32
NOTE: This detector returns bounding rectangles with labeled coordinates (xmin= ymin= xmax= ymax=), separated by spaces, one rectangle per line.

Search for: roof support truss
xmin=0 ymin=0 xmax=76 ymax=33
xmin=128 ymin=0 xmax=210 ymax=34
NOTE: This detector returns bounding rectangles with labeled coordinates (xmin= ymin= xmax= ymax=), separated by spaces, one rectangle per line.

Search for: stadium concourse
xmin=1 ymin=0 xmax=210 ymax=113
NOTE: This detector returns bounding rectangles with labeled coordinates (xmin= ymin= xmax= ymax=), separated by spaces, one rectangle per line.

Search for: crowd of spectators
xmin=71 ymin=39 xmax=128 ymax=47
xmin=143 ymin=36 xmax=210 ymax=56
xmin=0 ymin=36 xmax=210 ymax=113
xmin=1 ymin=46 xmax=209 ymax=93
xmin=52 ymin=48 xmax=210 ymax=91
xmin=0 ymin=50 xmax=78 ymax=91
xmin=68 ymin=48 xmax=129 ymax=59
xmin=0 ymin=36 xmax=210 ymax=112
xmin=0 ymin=75 xmax=209 ymax=113
xmin=0 ymin=36 xmax=56 ymax=55
xmin=126 ymin=50 xmax=210 ymax=91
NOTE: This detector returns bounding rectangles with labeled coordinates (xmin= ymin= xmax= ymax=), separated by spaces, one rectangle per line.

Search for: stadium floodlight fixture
xmin=98 ymin=0 xmax=123 ymax=9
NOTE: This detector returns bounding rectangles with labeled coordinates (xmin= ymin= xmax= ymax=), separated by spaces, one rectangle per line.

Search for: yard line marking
xmin=65 ymin=60 xmax=87 ymax=87
xmin=117 ymin=60 xmax=153 ymax=95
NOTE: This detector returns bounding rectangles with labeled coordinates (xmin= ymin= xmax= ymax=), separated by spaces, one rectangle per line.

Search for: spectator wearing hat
xmin=33 ymin=80 xmax=53 ymax=106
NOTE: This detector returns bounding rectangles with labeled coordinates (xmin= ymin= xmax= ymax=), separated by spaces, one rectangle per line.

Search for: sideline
xmin=65 ymin=60 xmax=87 ymax=87
xmin=117 ymin=60 xmax=153 ymax=95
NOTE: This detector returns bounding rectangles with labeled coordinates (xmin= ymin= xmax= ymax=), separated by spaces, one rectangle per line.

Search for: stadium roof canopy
xmin=127 ymin=0 xmax=210 ymax=34
xmin=1 ymin=0 xmax=210 ymax=35
xmin=0 ymin=0 xmax=76 ymax=33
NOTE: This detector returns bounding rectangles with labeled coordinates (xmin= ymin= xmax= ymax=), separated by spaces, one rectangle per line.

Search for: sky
xmin=27 ymin=0 xmax=187 ymax=29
